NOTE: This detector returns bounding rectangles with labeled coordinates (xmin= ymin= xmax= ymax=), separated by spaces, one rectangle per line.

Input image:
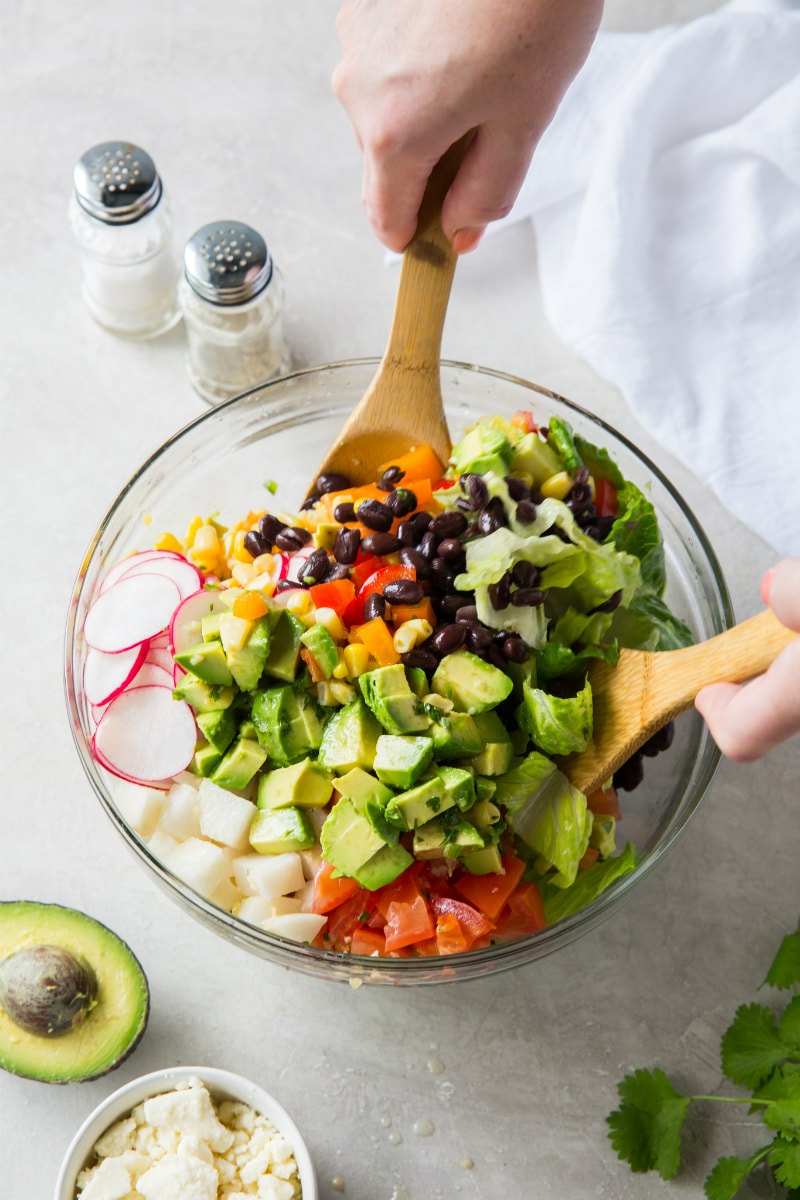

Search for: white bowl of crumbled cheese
xmin=54 ymin=1066 xmax=317 ymax=1200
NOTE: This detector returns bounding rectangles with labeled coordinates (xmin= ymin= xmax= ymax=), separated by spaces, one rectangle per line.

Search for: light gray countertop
xmin=2 ymin=3 xmax=796 ymax=1198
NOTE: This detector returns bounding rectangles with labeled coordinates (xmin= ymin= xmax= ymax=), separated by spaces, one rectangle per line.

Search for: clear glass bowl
xmin=64 ymin=360 xmax=731 ymax=986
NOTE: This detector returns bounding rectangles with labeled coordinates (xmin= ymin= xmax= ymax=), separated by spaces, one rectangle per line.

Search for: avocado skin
xmin=0 ymin=901 xmax=149 ymax=1084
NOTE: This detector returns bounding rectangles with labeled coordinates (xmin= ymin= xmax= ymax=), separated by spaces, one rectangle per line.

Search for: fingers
xmin=764 ymin=557 xmax=800 ymax=630
xmin=361 ymin=144 xmax=445 ymax=253
xmin=441 ymin=124 xmax=539 ymax=252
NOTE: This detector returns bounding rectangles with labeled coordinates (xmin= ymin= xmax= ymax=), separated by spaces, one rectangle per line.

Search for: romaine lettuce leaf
xmin=542 ymin=842 xmax=638 ymax=922
xmin=535 ymin=639 xmax=620 ymax=682
xmin=497 ymin=752 xmax=592 ymax=889
xmin=516 ymin=677 xmax=593 ymax=756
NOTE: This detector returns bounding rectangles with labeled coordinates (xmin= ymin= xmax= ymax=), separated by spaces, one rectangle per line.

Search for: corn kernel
xmin=332 ymin=650 xmax=349 ymax=680
xmin=330 ymin=681 xmax=356 ymax=706
xmin=185 ymin=515 xmax=204 ymax=546
xmin=283 ymin=590 xmax=313 ymax=617
xmin=392 ymin=618 xmax=433 ymax=655
xmin=343 ymin=643 xmax=371 ymax=678
xmin=587 ymin=474 xmax=596 ymax=502
xmin=316 ymin=682 xmax=337 ymax=706
xmin=154 ymin=532 xmax=184 ymax=554
xmin=193 ymin=525 xmax=221 ymax=556
xmin=231 ymin=562 xmax=257 ymax=586
xmin=422 ymin=692 xmax=454 ymax=713
xmin=540 ymin=471 xmax=574 ymax=501
xmin=232 ymin=529 xmax=253 ymax=563
xmin=314 ymin=607 xmax=346 ymax=641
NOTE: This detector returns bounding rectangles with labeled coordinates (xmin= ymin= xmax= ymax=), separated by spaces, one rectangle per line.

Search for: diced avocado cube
xmin=386 ymin=775 xmax=456 ymax=831
xmin=441 ymin=819 xmax=485 ymax=860
xmin=460 ymin=844 xmax=504 ymax=875
xmin=173 ymin=639 xmax=234 ymax=687
xmin=431 ymin=650 xmax=513 ymax=715
xmin=238 ymin=718 xmax=258 ymax=742
xmin=251 ymin=685 xmax=326 ymax=767
xmin=428 ymin=711 xmax=484 ymax=759
xmin=474 ymin=777 xmax=498 ymax=803
xmin=434 ymin=764 xmax=476 ymax=811
xmin=249 ymin=805 xmax=316 ymax=854
xmin=320 ymin=797 xmax=386 ymax=878
xmin=464 ymin=798 xmax=503 ymax=833
xmin=353 ymin=843 xmax=414 ymax=891
xmin=313 ymin=522 xmax=341 ymax=552
xmin=467 ymin=711 xmax=515 ymax=776
xmin=210 ymin=738 xmax=267 ymax=790
xmin=300 ymin=623 xmax=339 ymax=680
xmin=257 ymin=758 xmax=334 ymax=810
xmin=317 ymin=699 xmax=381 ymax=774
xmin=373 ymin=735 xmax=434 ymax=789
xmin=413 ymin=810 xmax=484 ymax=861
xmin=406 ymin=667 xmax=429 ymax=699
xmin=262 ymin=610 xmax=306 ymax=682
xmin=358 ymin=665 xmax=431 ymax=735
xmin=173 ymin=672 xmax=236 ymax=714
xmin=201 ymin=612 xmax=222 ymax=641
xmin=225 ymin=615 xmax=271 ymax=692
xmin=192 ymin=742 xmax=223 ymax=778
xmin=333 ymin=767 xmax=402 ymax=845
xmin=450 ymin=423 xmax=512 ymax=477
xmin=196 ymin=707 xmax=239 ymax=755
xmin=509 ymin=430 xmax=563 ymax=486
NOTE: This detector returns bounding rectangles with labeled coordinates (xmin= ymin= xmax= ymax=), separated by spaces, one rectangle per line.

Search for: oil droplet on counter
xmin=427 ymin=1056 xmax=445 ymax=1075
xmin=460 ymin=1157 xmax=474 ymax=1170
xmin=380 ymin=1114 xmax=392 ymax=1128
xmin=387 ymin=1131 xmax=403 ymax=1145
xmin=331 ymin=1176 xmax=345 ymax=1193
xmin=389 ymin=1183 xmax=411 ymax=1200
xmin=413 ymin=1117 xmax=435 ymax=1137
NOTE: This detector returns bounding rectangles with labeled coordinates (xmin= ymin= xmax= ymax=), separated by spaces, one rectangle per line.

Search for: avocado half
xmin=0 ymin=901 xmax=149 ymax=1084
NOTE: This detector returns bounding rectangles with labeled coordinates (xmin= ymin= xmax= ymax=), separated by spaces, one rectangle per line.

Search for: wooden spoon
xmin=559 ymin=608 xmax=798 ymax=796
xmin=307 ymin=138 xmax=470 ymax=495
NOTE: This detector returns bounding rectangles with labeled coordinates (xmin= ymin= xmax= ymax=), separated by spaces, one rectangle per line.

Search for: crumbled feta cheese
xmin=93 ymin=1116 xmax=137 ymax=1158
xmin=75 ymin=1154 xmax=132 ymax=1200
xmin=143 ymin=1081 xmax=234 ymax=1153
xmin=137 ymin=1152 xmax=218 ymax=1200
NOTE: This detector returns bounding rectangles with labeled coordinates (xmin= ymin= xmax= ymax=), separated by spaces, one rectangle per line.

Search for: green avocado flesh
xmin=0 ymin=901 xmax=149 ymax=1084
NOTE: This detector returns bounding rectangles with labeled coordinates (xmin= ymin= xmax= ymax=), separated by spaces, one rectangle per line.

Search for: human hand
xmin=695 ymin=558 xmax=800 ymax=761
xmin=332 ymin=0 xmax=603 ymax=253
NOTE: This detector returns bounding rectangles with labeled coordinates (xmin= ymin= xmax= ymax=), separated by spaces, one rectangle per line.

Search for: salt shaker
xmin=178 ymin=220 xmax=289 ymax=405
xmin=69 ymin=141 xmax=180 ymax=339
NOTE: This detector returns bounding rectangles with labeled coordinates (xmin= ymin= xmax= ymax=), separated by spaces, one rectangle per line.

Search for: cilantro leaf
xmin=704 ymin=1150 xmax=769 ymax=1200
xmin=720 ymin=1003 xmax=789 ymax=1090
xmin=754 ymin=1063 xmax=800 ymax=1138
xmin=764 ymin=922 xmax=800 ymax=990
xmin=606 ymin=1067 xmax=690 ymax=1179
xmin=780 ymin=995 xmax=800 ymax=1058
xmin=768 ymin=1136 xmax=800 ymax=1190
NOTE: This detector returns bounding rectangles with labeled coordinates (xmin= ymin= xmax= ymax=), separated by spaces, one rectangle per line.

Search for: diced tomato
xmin=434 ymin=911 xmax=469 ymax=955
xmin=299 ymin=646 xmax=327 ymax=683
xmin=510 ymin=409 xmax=538 ymax=434
xmin=453 ymin=853 xmax=526 ymax=920
xmin=586 ymin=786 xmax=621 ymax=820
xmin=350 ymin=927 xmax=386 ymax=957
xmin=594 ymin=478 xmax=618 ymax=518
xmin=374 ymin=864 xmax=425 ymax=919
xmin=357 ymin=563 xmax=416 ymax=602
xmin=432 ymin=477 xmax=456 ymax=491
xmin=579 ymin=847 xmax=600 ymax=872
xmin=430 ymin=896 xmax=495 ymax=948
xmin=506 ymin=881 xmax=546 ymax=931
xmin=308 ymin=578 xmax=355 ymax=616
xmin=350 ymin=616 xmax=401 ymax=666
xmin=323 ymin=889 xmax=375 ymax=948
xmin=383 ymin=894 xmax=435 ymax=952
xmin=350 ymin=554 xmax=382 ymax=590
xmin=312 ymin=860 xmax=362 ymax=915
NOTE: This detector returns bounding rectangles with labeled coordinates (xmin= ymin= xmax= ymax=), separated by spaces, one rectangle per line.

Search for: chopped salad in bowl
xmin=66 ymin=361 xmax=729 ymax=984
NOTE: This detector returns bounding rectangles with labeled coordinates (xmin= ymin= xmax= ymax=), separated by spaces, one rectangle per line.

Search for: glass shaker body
xmin=69 ymin=142 xmax=180 ymax=340
xmin=178 ymin=221 xmax=289 ymax=405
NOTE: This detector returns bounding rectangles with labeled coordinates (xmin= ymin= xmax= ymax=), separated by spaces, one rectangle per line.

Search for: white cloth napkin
xmin=505 ymin=0 xmax=800 ymax=556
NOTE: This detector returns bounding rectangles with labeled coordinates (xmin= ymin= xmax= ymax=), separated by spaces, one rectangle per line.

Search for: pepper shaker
xmin=178 ymin=220 xmax=289 ymax=405
xmin=69 ymin=141 xmax=180 ymax=339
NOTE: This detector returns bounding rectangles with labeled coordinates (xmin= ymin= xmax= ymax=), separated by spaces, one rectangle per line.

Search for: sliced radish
xmin=83 ymin=642 xmax=147 ymax=707
xmin=117 ymin=554 xmax=203 ymax=601
xmin=169 ymin=588 xmax=228 ymax=655
xmin=92 ymin=685 xmax=197 ymax=784
xmin=99 ymin=549 xmax=185 ymax=595
xmin=84 ymin=572 xmax=181 ymax=653
xmin=129 ymin=661 xmax=175 ymax=690
xmin=285 ymin=547 xmax=314 ymax=583
xmin=146 ymin=643 xmax=176 ymax=674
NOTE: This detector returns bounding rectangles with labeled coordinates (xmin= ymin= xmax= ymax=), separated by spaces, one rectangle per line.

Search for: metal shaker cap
xmin=73 ymin=141 xmax=162 ymax=225
xmin=183 ymin=221 xmax=273 ymax=306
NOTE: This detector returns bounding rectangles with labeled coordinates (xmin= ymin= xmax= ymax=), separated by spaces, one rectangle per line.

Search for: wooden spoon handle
xmin=645 ymin=607 xmax=798 ymax=723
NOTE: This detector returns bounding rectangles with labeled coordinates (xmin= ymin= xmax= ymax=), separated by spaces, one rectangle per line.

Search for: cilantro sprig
xmin=607 ymin=918 xmax=800 ymax=1199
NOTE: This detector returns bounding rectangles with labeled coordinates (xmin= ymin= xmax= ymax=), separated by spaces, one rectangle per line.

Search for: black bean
xmin=614 ymin=754 xmax=644 ymax=792
xmin=385 ymin=488 xmax=417 ymax=517
xmin=257 ymin=513 xmax=287 ymax=544
xmin=511 ymin=587 xmax=547 ymax=607
xmin=362 ymin=532 xmax=400 ymax=556
xmin=566 ymin=483 xmax=593 ymax=514
xmin=357 ymin=498 xmax=394 ymax=532
xmin=325 ymin=563 xmax=351 ymax=582
xmin=504 ymin=476 xmax=531 ymax=501
xmin=275 ymin=526 xmax=312 ymax=552
xmin=464 ymin=474 xmax=489 ymax=509
xmin=435 ymin=538 xmax=463 ymax=561
xmin=456 ymin=497 xmax=477 ymax=513
xmin=455 ymin=605 xmax=479 ymax=623
xmin=382 ymin=579 xmax=424 ymax=605
xmin=333 ymin=501 xmax=357 ymax=524
xmin=299 ymin=548 xmax=331 ymax=586
xmin=515 ymin=500 xmax=538 ymax=524
xmin=397 ymin=520 xmax=418 ymax=547
xmin=476 ymin=509 xmax=501 ymax=536
xmin=417 ymin=530 xmax=438 ymax=560
xmin=398 ymin=547 xmax=431 ymax=579
xmin=591 ymin=588 xmax=623 ymax=614
xmin=243 ymin=529 xmax=269 ymax=559
xmin=333 ymin=526 xmax=361 ymax=564
xmin=315 ymin=472 xmax=351 ymax=495
xmin=486 ymin=497 xmax=508 ymax=526
xmin=574 ymin=466 xmax=590 ymax=485
xmin=430 ymin=563 xmax=458 ymax=593
xmin=467 ymin=624 xmax=492 ymax=651
xmin=274 ymin=579 xmax=297 ymax=594
xmin=430 ymin=511 xmax=468 ymax=539
xmin=401 ymin=649 xmax=438 ymax=672
xmin=300 ymin=495 xmax=319 ymax=511
xmin=641 ymin=721 xmax=675 ymax=757
xmin=482 ymin=643 xmax=509 ymax=671
xmin=363 ymin=593 xmax=386 ymax=622
xmin=437 ymin=594 xmax=473 ymax=617
xmin=378 ymin=465 xmax=405 ymax=491
xmin=503 ymin=636 xmax=530 ymax=663
xmin=543 ymin=523 xmax=573 ymax=544
xmin=511 ymin=560 xmax=540 ymax=588
xmin=488 ymin=576 xmax=511 ymax=610
xmin=431 ymin=623 xmax=466 ymax=655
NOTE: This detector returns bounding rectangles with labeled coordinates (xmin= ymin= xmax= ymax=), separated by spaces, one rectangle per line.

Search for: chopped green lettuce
xmin=496 ymin=752 xmax=592 ymax=888
xmin=516 ymin=677 xmax=593 ymax=757
xmin=542 ymin=842 xmax=638 ymax=922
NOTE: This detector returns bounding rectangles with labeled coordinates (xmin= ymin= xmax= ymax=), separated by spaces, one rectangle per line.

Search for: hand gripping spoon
xmin=559 ymin=607 xmax=798 ymax=796
xmin=307 ymin=138 xmax=471 ymax=495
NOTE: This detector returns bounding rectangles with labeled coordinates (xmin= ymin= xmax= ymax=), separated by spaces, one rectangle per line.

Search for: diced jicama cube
xmin=208 ymin=876 xmax=242 ymax=912
xmin=147 ymin=827 xmax=179 ymax=861
xmin=198 ymin=779 xmax=256 ymax=850
xmin=236 ymin=896 xmax=274 ymax=927
xmin=231 ymin=852 xmax=305 ymax=900
xmin=164 ymin=837 xmax=230 ymax=897
xmin=112 ymin=780 xmax=165 ymax=838
xmin=160 ymin=783 xmax=202 ymax=840
xmin=268 ymin=895 xmax=304 ymax=916
xmin=299 ymin=846 xmax=323 ymax=881
xmin=260 ymin=913 xmax=327 ymax=943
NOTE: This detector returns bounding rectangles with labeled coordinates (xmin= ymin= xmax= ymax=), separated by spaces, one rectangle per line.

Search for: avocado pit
xmin=0 ymin=944 xmax=98 ymax=1037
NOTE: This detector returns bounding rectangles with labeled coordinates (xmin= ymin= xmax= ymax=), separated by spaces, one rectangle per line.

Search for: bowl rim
xmin=64 ymin=357 xmax=731 ymax=983
xmin=53 ymin=1064 xmax=318 ymax=1200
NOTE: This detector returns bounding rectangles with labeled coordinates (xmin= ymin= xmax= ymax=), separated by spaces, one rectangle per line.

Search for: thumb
xmin=764 ymin=557 xmax=800 ymax=631
xmin=441 ymin=123 xmax=538 ymax=249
